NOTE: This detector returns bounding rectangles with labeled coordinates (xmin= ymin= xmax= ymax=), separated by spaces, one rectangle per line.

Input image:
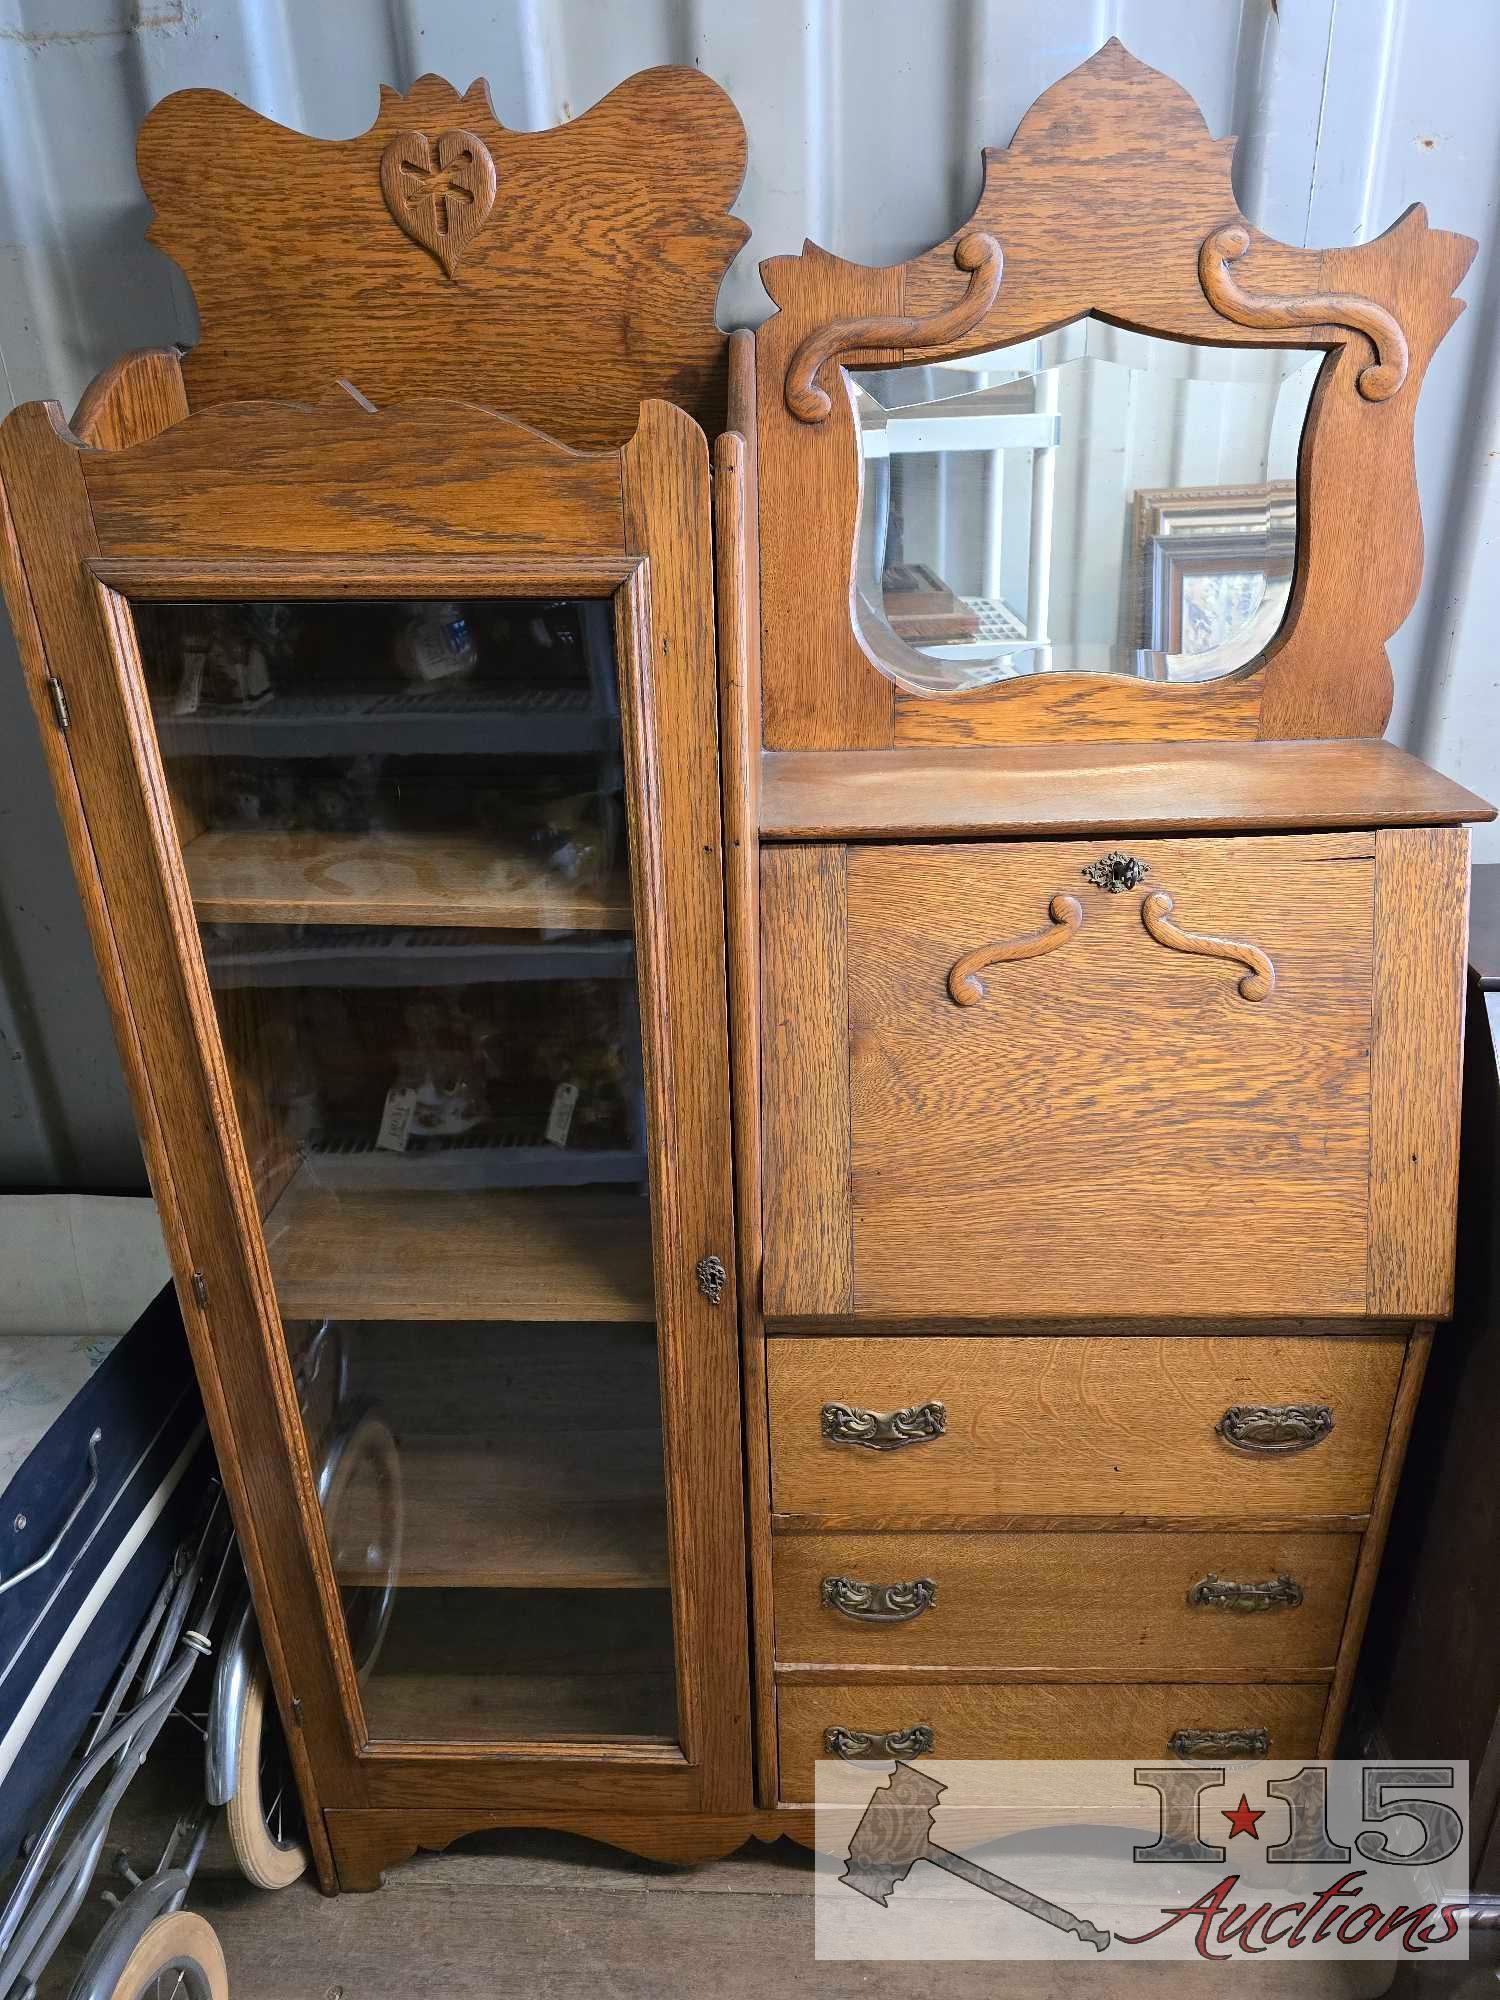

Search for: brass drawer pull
xmin=1217 ymin=1403 xmax=1334 ymax=1454
xmin=822 ymin=1576 xmax=938 ymax=1623
xmin=1141 ymin=888 xmax=1275 ymax=1001
xmin=1188 ymin=1573 xmax=1304 ymax=1614
xmin=825 ymin=1724 xmax=936 ymax=1761
xmin=821 ymin=1401 xmax=947 ymax=1450
xmin=1170 ymin=1727 xmax=1270 ymax=1761
xmin=947 ymin=893 xmax=1083 ymax=1005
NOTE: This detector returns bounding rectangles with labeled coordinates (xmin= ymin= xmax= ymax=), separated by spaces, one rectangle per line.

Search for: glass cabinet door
xmin=131 ymin=593 xmax=677 ymax=1744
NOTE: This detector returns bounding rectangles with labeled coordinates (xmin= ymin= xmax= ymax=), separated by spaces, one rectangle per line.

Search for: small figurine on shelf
xmin=473 ymin=780 xmax=620 ymax=889
xmin=391 ymin=601 xmax=478 ymax=685
xmin=376 ymin=999 xmax=488 ymax=1154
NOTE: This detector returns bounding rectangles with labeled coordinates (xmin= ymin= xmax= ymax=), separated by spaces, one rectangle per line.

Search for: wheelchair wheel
xmin=318 ymin=1402 xmax=402 ymax=1678
xmin=99 ymin=1911 xmax=227 ymax=1999
xmin=225 ymin=1657 xmax=308 ymax=1889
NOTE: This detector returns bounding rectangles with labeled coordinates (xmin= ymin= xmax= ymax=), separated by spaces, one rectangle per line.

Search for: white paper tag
xmin=545 ymin=1081 xmax=580 ymax=1148
xmin=376 ymin=1085 xmax=418 ymax=1152
xmin=173 ymin=648 xmax=205 ymax=715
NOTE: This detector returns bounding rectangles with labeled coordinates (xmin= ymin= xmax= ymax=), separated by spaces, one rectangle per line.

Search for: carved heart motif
xmin=379 ymin=128 xmax=497 ymax=278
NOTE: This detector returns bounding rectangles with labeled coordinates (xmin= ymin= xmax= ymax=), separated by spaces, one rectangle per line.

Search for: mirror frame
xmin=752 ymin=39 xmax=1476 ymax=750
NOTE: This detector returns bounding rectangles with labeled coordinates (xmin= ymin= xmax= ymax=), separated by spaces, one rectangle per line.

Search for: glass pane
xmin=132 ymin=595 xmax=676 ymax=1745
xmin=850 ymin=320 xmax=1321 ymax=692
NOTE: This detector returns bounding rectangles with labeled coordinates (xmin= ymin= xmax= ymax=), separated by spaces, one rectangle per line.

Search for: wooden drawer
xmin=762 ymin=831 xmax=1466 ymax=1321
xmin=777 ymin=1683 xmax=1327 ymax=1801
xmin=768 ymin=1333 xmax=1406 ymax=1523
xmin=773 ymin=1530 xmax=1358 ymax=1673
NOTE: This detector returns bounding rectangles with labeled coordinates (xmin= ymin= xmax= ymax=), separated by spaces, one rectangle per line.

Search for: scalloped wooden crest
xmin=136 ymin=68 xmax=748 ymax=448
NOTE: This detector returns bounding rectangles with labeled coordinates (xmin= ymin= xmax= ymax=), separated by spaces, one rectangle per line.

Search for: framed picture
xmin=1131 ymin=481 xmax=1296 ymax=660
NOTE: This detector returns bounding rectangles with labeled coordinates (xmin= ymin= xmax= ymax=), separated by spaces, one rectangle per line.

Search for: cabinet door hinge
xmin=45 ymin=675 xmax=70 ymax=732
xmin=189 ymin=1271 xmax=209 ymax=1309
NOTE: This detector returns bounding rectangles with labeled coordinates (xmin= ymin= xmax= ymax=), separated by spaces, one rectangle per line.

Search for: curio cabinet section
xmin=0 ymin=392 xmax=750 ymax=1883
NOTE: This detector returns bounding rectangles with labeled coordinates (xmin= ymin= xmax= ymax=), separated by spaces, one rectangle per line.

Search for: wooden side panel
xmin=777 ymin=1683 xmax=1328 ymax=1801
xmin=715 ymin=332 xmax=779 ymax=1809
xmin=622 ymin=402 xmax=752 ymax=1816
xmin=1318 ymin=1325 xmax=1433 ymax=1756
xmin=760 ymin=847 xmax=852 ymax=1317
xmin=0 ymin=403 xmax=360 ymax=1853
xmin=767 ymin=1332 xmax=1406 ymax=1523
xmin=773 ymin=1530 xmax=1358 ymax=1676
xmin=844 ymin=836 xmax=1375 ymax=1319
xmin=1368 ymin=826 xmax=1470 ymax=1317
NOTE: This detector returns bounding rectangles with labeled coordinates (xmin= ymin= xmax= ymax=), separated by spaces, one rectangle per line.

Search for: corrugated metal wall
xmin=2 ymin=0 xmax=1497 ymax=1188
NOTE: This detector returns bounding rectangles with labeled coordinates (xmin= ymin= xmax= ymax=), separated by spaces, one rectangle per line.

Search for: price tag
xmin=376 ymin=1085 xmax=417 ymax=1152
xmin=546 ymin=1081 xmax=580 ymax=1148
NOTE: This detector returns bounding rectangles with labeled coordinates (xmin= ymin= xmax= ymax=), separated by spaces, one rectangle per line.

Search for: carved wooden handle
xmin=1170 ymin=1727 xmax=1271 ymax=1760
xmin=822 ymin=1576 xmax=938 ymax=1623
xmin=948 ymin=893 xmax=1083 ymax=1005
xmin=821 ymin=1401 xmax=947 ymax=1451
xmin=824 ymin=1724 xmax=936 ymax=1761
xmin=1187 ymin=1573 xmax=1304 ymax=1614
xmin=1216 ymin=1404 xmax=1334 ymax=1454
xmin=1140 ymin=889 xmax=1275 ymax=1001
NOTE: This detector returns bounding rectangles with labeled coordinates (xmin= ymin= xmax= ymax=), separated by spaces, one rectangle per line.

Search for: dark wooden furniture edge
xmin=760 ymin=740 xmax=1495 ymax=840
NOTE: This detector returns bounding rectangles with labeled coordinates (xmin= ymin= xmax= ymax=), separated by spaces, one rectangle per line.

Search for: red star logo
xmin=1222 ymin=1794 xmax=1265 ymax=1840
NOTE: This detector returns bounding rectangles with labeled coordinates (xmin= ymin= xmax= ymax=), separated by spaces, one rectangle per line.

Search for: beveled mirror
xmin=852 ymin=324 xmax=1320 ymax=692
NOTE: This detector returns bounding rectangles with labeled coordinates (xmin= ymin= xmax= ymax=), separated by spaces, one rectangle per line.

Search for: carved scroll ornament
xmin=1199 ymin=222 xmax=1409 ymax=402
xmin=785 ymin=231 xmax=1003 ymax=423
xmin=1140 ymin=889 xmax=1275 ymax=1002
xmin=947 ymin=893 xmax=1083 ymax=1006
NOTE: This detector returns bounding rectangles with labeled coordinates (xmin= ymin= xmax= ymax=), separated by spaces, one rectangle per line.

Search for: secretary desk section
xmin=0 ymin=389 xmax=754 ymax=1885
xmin=721 ymin=38 xmax=1497 ymax=1819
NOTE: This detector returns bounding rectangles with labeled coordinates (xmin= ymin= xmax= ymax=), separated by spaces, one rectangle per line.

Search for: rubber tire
xmin=225 ymin=1660 xmax=309 ymax=1890
xmin=104 ymin=1911 xmax=227 ymax=2000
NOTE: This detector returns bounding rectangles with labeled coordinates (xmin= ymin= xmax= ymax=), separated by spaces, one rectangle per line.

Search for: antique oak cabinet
xmin=0 ymin=42 xmax=1492 ymax=1889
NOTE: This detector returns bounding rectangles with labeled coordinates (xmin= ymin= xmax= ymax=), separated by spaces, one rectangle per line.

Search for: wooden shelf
xmin=185 ymin=828 xmax=633 ymax=929
xmin=760 ymin=739 xmax=1497 ymax=842
xmin=333 ymin=1435 xmax=668 ymax=1591
xmin=360 ymin=1589 xmax=678 ymax=1744
xmin=264 ymin=1174 xmax=654 ymax=1321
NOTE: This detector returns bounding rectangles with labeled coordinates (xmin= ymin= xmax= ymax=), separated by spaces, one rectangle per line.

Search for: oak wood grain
xmin=1368 ymin=827 xmax=1470 ymax=1316
xmin=760 ymin=739 xmax=1495 ymax=842
xmin=760 ymin=846 xmax=853 ymax=1318
xmin=766 ymin=1332 xmax=1406 ymax=1520
xmin=715 ymin=333 xmax=778 ymax=1809
xmin=325 ymin=1809 xmax=770 ymax=1890
xmin=79 ymin=400 xmax=627 ymax=559
xmin=264 ymin=1178 xmax=654 ymax=1324
xmin=137 ymin=68 xmax=746 ymax=448
xmin=1318 ymin=1325 xmax=1433 ymax=1757
xmin=0 ymin=401 xmax=361 ymax=1864
xmin=776 ymin=1682 xmax=1327 ymax=1801
xmin=0 ymin=390 xmax=753 ymax=1860
xmin=334 ymin=1436 xmax=667 ymax=1590
xmin=183 ymin=829 xmax=633 ymax=930
xmin=806 ymin=835 xmax=1377 ymax=1318
xmin=70 ymin=348 xmax=189 ymax=452
xmin=621 ymin=401 xmax=753 ymax=1816
xmin=752 ymin=39 xmax=1474 ymax=748
xmin=772 ymin=1529 xmax=1357 ymax=1676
